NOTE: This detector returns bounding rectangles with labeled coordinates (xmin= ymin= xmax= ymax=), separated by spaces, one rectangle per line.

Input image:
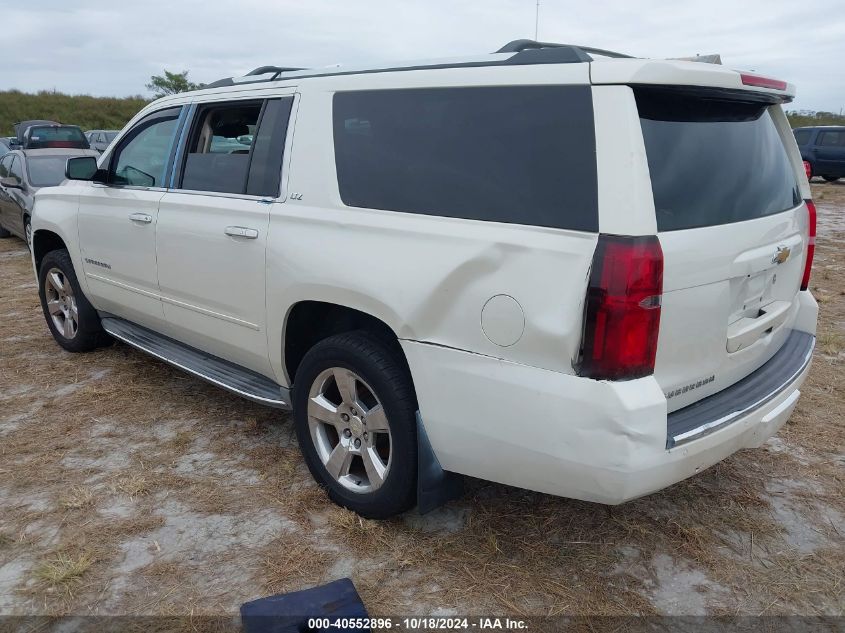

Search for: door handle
xmin=225 ymin=226 xmax=259 ymax=239
xmin=128 ymin=213 xmax=152 ymax=224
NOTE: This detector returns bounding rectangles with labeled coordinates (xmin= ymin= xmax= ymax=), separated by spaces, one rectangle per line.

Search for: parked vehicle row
xmin=0 ymin=147 xmax=98 ymax=247
xmin=3 ymin=41 xmax=821 ymax=519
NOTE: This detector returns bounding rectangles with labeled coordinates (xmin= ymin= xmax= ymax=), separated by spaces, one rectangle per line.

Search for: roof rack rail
xmin=205 ymin=65 xmax=306 ymax=88
xmin=246 ymin=65 xmax=305 ymax=78
xmin=495 ymin=39 xmax=633 ymax=60
xmin=199 ymin=40 xmax=635 ymax=91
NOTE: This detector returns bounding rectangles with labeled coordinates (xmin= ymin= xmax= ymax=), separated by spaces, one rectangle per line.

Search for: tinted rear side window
xmin=333 ymin=86 xmax=598 ymax=231
xmin=636 ymin=88 xmax=800 ymax=232
xmin=793 ymin=129 xmax=811 ymax=146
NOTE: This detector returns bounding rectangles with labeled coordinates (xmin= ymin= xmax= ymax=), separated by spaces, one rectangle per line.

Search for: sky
xmin=2 ymin=0 xmax=844 ymax=112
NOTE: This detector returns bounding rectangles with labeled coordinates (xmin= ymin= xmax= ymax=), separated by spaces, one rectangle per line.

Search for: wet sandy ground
xmin=1 ymin=183 xmax=843 ymax=622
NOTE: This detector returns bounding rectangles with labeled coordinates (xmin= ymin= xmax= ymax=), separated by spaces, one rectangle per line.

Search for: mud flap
xmin=417 ymin=411 xmax=464 ymax=514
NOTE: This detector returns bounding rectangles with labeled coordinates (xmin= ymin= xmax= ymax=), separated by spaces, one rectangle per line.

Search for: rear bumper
xmin=667 ymin=329 xmax=814 ymax=448
xmin=402 ymin=299 xmax=816 ymax=505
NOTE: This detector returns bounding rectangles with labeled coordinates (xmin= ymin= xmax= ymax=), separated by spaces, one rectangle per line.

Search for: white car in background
xmin=30 ymin=40 xmax=817 ymax=518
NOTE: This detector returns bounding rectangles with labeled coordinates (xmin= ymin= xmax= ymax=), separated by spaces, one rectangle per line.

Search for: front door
xmin=77 ymin=106 xmax=184 ymax=329
xmin=814 ymin=129 xmax=845 ymax=177
xmin=156 ymin=97 xmax=294 ymax=377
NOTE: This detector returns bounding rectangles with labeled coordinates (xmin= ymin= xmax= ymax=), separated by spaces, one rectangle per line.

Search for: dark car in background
xmin=0 ymin=147 xmax=98 ymax=247
xmin=794 ymin=126 xmax=845 ymax=182
xmin=21 ymin=124 xmax=90 ymax=150
xmin=85 ymin=129 xmax=120 ymax=152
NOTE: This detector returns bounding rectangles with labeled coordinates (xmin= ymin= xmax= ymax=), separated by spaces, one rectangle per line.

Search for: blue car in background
xmin=794 ymin=126 xmax=845 ymax=182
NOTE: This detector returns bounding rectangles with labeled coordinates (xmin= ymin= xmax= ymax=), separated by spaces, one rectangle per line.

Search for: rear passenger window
xmin=793 ymin=130 xmax=811 ymax=146
xmin=818 ymin=130 xmax=845 ymax=147
xmin=181 ymin=102 xmax=261 ymax=194
xmin=179 ymin=98 xmax=293 ymax=197
xmin=332 ymin=86 xmax=598 ymax=232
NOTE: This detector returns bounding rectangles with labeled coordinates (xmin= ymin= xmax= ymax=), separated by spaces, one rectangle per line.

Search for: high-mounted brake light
xmin=801 ymin=200 xmax=816 ymax=291
xmin=579 ymin=235 xmax=663 ymax=381
xmin=740 ymin=72 xmax=787 ymax=91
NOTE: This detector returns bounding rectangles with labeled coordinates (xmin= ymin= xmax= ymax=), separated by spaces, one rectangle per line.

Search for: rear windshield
xmin=333 ymin=86 xmax=598 ymax=232
xmin=636 ymin=89 xmax=800 ymax=232
xmin=27 ymin=156 xmax=69 ymax=187
xmin=26 ymin=126 xmax=88 ymax=149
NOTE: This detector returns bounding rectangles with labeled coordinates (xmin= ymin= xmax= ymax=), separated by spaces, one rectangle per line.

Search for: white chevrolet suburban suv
xmin=31 ymin=41 xmax=818 ymax=518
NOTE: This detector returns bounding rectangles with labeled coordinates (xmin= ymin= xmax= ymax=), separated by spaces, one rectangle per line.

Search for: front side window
xmin=818 ymin=130 xmax=845 ymax=147
xmin=110 ymin=108 xmax=181 ymax=187
xmin=332 ymin=86 xmax=598 ymax=231
xmin=180 ymin=101 xmax=261 ymax=194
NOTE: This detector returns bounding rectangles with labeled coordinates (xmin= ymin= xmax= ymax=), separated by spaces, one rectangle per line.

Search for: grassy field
xmin=0 ymin=184 xmax=843 ymax=624
xmin=0 ymin=91 xmax=148 ymax=136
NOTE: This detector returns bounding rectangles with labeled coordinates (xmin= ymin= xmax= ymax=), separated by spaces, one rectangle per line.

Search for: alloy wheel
xmin=44 ymin=267 xmax=79 ymax=339
xmin=307 ymin=367 xmax=392 ymax=493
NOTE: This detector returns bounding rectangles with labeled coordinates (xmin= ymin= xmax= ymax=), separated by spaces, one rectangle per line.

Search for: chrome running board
xmin=101 ymin=316 xmax=291 ymax=409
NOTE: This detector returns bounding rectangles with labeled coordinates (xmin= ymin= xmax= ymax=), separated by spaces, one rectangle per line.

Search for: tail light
xmin=803 ymin=161 xmax=812 ymax=181
xmin=801 ymin=199 xmax=816 ymax=291
xmin=579 ymin=235 xmax=663 ymax=380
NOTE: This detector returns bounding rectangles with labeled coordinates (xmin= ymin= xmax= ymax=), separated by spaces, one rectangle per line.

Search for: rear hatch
xmin=633 ymin=85 xmax=808 ymax=412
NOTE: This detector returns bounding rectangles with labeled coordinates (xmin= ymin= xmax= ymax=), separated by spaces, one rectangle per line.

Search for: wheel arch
xmin=32 ymin=229 xmax=68 ymax=273
xmin=282 ymin=300 xmax=412 ymax=389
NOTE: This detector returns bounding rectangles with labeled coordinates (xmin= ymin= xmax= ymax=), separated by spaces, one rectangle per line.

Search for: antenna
xmin=534 ymin=0 xmax=540 ymax=40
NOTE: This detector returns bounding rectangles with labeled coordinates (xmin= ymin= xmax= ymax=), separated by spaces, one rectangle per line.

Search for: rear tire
xmin=0 ymin=224 xmax=10 ymax=238
xmin=292 ymin=331 xmax=418 ymax=519
xmin=822 ymin=176 xmax=840 ymax=183
xmin=38 ymin=249 xmax=110 ymax=353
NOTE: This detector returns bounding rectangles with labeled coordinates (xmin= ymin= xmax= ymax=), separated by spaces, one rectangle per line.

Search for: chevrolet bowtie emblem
xmin=772 ymin=245 xmax=791 ymax=265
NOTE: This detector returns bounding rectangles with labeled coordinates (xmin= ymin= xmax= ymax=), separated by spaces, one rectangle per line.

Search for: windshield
xmin=27 ymin=156 xmax=70 ymax=187
xmin=636 ymin=88 xmax=800 ymax=232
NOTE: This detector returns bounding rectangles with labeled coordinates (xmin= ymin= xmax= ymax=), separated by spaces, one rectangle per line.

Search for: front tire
xmin=0 ymin=224 xmax=10 ymax=238
xmin=292 ymin=331 xmax=418 ymax=518
xmin=38 ymin=249 xmax=110 ymax=352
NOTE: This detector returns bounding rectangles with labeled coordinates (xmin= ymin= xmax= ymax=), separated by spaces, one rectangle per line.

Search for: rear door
xmin=633 ymin=87 xmax=808 ymax=411
xmin=155 ymin=95 xmax=295 ymax=376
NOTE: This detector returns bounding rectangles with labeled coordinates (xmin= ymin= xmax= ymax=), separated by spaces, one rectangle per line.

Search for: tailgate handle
xmin=726 ymin=300 xmax=792 ymax=353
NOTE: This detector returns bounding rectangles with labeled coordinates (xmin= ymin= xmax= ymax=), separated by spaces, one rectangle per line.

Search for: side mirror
xmin=0 ymin=176 xmax=22 ymax=189
xmin=65 ymin=156 xmax=102 ymax=182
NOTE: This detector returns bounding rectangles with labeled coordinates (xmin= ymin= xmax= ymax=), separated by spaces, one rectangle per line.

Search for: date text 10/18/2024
xmin=307 ymin=617 xmax=530 ymax=630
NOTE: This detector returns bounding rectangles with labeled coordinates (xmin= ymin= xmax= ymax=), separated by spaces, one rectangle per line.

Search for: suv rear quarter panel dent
xmin=266 ymin=205 xmax=598 ymax=385
xmin=266 ymin=86 xmax=601 ymax=384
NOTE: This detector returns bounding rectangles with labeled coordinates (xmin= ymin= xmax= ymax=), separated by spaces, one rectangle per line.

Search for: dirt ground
xmin=1 ymin=183 xmax=843 ymax=625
